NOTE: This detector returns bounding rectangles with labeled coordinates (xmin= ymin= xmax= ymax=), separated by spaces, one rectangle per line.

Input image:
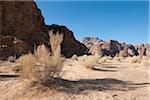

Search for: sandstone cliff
xmin=0 ymin=1 xmax=87 ymax=59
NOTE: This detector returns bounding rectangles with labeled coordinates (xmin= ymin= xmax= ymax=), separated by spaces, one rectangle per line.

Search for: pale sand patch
xmin=0 ymin=56 xmax=149 ymax=100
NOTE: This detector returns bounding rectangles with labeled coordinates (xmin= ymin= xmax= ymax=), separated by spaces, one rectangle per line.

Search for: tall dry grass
xmin=16 ymin=53 xmax=39 ymax=80
xmin=16 ymin=30 xmax=64 ymax=82
xmin=80 ymin=55 xmax=100 ymax=70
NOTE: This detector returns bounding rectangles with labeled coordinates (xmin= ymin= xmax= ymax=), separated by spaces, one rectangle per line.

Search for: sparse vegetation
xmin=98 ymin=56 xmax=112 ymax=63
xmin=130 ymin=56 xmax=141 ymax=64
xmin=82 ymin=55 xmax=100 ymax=70
xmin=113 ymin=56 xmax=125 ymax=62
xmin=16 ymin=31 xmax=64 ymax=82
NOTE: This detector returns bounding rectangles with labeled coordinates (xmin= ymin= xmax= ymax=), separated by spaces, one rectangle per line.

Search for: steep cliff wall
xmin=0 ymin=1 xmax=87 ymax=59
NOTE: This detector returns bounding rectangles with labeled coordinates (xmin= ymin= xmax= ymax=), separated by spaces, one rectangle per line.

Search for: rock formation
xmin=47 ymin=24 xmax=87 ymax=57
xmin=135 ymin=44 xmax=150 ymax=57
xmin=0 ymin=1 xmax=87 ymax=59
xmin=101 ymin=40 xmax=123 ymax=57
xmin=0 ymin=1 xmax=49 ymax=59
xmin=81 ymin=37 xmax=148 ymax=57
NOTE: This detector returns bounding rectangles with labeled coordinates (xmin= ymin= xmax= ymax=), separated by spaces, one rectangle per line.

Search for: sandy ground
xmin=0 ymin=56 xmax=150 ymax=100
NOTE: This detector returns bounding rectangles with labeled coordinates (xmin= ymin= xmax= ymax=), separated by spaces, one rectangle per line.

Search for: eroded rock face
xmin=135 ymin=44 xmax=150 ymax=57
xmin=89 ymin=42 xmax=103 ymax=55
xmin=47 ymin=24 xmax=87 ymax=57
xmin=81 ymin=37 xmax=104 ymax=55
xmin=0 ymin=1 xmax=87 ymax=59
xmin=81 ymin=37 xmax=123 ymax=57
xmin=144 ymin=44 xmax=150 ymax=57
xmin=120 ymin=44 xmax=138 ymax=57
xmin=0 ymin=1 xmax=49 ymax=59
xmin=102 ymin=40 xmax=122 ymax=57
xmin=81 ymin=37 xmax=148 ymax=57
xmin=81 ymin=37 xmax=103 ymax=49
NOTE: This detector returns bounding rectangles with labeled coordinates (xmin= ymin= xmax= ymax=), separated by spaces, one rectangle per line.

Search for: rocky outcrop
xmin=81 ymin=37 xmax=123 ymax=57
xmin=135 ymin=44 xmax=150 ymax=57
xmin=0 ymin=1 xmax=49 ymax=59
xmin=88 ymin=42 xmax=103 ymax=55
xmin=101 ymin=40 xmax=123 ymax=57
xmin=0 ymin=1 xmax=87 ymax=59
xmin=81 ymin=37 xmax=147 ymax=57
xmin=120 ymin=44 xmax=138 ymax=57
xmin=81 ymin=37 xmax=103 ymax=49
xmin=47 ymin=24 xmax=87 ymax=57
xmin=143 ymin=44 xmax=150 ymax=57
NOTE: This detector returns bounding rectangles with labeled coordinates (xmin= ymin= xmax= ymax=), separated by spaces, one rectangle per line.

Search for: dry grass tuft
xmin=48 ymin=31 xmax=63 ymax=57
xmin=130 ymin=56 xmax=141 ymax=64
xmin=16 ymin=30 xmax=65 ymax=82
xmin=82 ymin=55 xmax=100 ymax=70
xmin=34 ymin=44 xmax=51 ymax=65
xmin=98 ymin=56 xmax=112 ymax=63
xmin=16 ymin=53 xmax=39 ymax=80
xmin=113 ymin=56 xmax=125 ymax=62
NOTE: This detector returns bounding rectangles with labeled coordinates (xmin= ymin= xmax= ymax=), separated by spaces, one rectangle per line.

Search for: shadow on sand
xmin=0 ymin=73 xmax=19 ymax=81
xmin=0 ymin=73 xmax=149 ymax=94
xmin=93 ymin=68 xmax=117 ymax=72
xmin=41 ymin=78 xmax=149 ymax=94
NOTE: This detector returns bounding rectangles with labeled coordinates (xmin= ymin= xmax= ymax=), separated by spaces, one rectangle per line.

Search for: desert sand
xmin=0 ymin=56 xmax=150 ymax=100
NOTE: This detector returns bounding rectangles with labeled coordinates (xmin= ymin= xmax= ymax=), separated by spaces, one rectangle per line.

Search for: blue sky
xmin=35 ymin=1 xmax=149 ymax=44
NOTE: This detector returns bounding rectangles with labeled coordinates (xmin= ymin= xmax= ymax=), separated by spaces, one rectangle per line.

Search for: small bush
xmin=16 ymin=30 xmax=64 ymax=82
xmin=83 ymin=55 xmax=100 ymax=70
xmin=130 ymin=56 xmax=141 ymax=64
xmin=98 ymin=56 xmax=112 ymax=63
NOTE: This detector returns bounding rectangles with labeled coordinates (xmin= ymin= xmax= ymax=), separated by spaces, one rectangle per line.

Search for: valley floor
xmin=0 ymin=56 xmax=150 ymax=100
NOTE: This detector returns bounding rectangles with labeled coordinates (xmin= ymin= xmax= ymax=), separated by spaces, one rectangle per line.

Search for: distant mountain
xmin=81 ymin=37 xmax=150 ymax=57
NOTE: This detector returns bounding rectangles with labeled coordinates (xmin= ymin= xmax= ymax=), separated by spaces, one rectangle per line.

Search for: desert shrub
xmin=130 ymin=56 xmax=141 ymax=64
xmin=98 ymin=56 xmax=112 ymax=63
xmin=113 ymin=56 xmax=125 ymax=62
xmin=48 ymin=31 xmax=63 ymax=57
xmin=16 ymin=53 xmax=39 ymax=80
xmin=83 ymin=55 xmax=100 ymax=70
xmin=16 ymin=31 xmax=64 ymax=82
xmin=34 ymin=44 xmax=51 ymax=65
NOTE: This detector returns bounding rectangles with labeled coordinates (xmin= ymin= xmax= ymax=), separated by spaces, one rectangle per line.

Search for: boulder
xmin=100 ymin=40 xmax=122 ymax=57
xmin=89 ymin=42 xmax=103 ymax=56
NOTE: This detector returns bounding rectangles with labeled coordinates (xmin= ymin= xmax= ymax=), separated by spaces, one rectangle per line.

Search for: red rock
xmin=0 ymin=1 xmax=87 ymax=59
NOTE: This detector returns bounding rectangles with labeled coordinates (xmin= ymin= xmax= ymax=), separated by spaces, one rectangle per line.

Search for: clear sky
xmin=35 ymin=1 xmax=149 ymax=44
